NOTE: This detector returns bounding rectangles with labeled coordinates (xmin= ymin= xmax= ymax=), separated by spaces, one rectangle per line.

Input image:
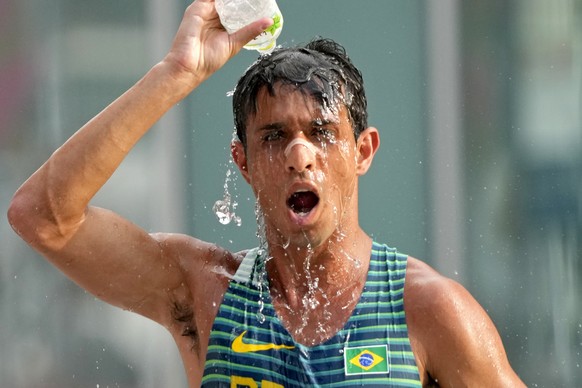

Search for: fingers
xmin=229 ymin=17 xmax=274 ymax=51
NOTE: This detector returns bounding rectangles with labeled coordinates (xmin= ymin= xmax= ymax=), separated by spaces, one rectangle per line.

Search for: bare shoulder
xmin=144 ymin=233 xmax=243 ymax=325
xmin=404 ymin=257 xmax=471 ymax=318
xmin=404 ymin=257 xmax=490 ymax=356
xmin=146 ymin=233 xmax=251 ymax=357
xmin=152 ymin=232 xmax=242 ymax=275
xmin=404 ymin=256 xmax=525 ymax=387
xmin=151 ymin=232 xmax=244 ymax=302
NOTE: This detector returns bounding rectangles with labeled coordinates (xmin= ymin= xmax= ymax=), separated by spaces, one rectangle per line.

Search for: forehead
xmin=248 ymin=83 xmax=347 ymax=128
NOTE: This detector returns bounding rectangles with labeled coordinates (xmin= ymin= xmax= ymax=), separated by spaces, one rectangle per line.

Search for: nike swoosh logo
xmin=232 ymin=330 xmax=295 ymax=353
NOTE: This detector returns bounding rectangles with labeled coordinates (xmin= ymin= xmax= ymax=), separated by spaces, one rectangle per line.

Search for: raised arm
xmin=7 ymin=0 xmax=272 ymax=324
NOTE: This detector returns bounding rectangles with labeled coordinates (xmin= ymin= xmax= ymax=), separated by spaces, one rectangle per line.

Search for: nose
xmin=284 ymin=138 xmax=317 ymax=173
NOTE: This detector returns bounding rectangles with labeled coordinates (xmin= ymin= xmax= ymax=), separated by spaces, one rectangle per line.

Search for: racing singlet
xmin=202 ymin=242 xmax=421 ymax=387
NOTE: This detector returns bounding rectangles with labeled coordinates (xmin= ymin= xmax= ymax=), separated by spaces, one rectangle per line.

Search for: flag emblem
xmin=344 ymin=345 xmax=389 ymax=375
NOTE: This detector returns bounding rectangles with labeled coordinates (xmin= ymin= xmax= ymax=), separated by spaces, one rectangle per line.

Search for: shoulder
xmin=404 ymin=256 xmax=525 ymax=386
xmin=404 ymin=257 xmax=487 ymax=352
xmin=404 ymin=257 xmax=471 ymax=315
xmin=152 ymin=233 xmax=243 ymax=276
xmin=150 ymin=233 xmax=253 ymax=347
xmin=403 ymin=257 xmax=473 ymax=367
xmin=148 ymin=233 xmax=245 ymax=319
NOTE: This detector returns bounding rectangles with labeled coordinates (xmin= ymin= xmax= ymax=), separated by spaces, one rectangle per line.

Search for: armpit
xmin=171 ymin=301 xmax=200 ymax=352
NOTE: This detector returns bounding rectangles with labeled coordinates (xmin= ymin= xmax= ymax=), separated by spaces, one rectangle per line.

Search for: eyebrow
xmin=312 ymin=118 xmax=338 ymax=126
xmin=257 ymin=122 xmax=284 ymax=132
xmin=258 ymin=118 xmax=338 ymax=132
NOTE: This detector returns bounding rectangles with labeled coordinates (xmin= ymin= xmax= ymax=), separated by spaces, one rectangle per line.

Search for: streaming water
xmin=302 ymin=240 xmax=318 ymax=310
xmin=255 ymin=254 xmax=267 ymax=324
xmin=253 ymin=199 xmax=269 ymax=324
xmin=212 ymin=149 xmax=242 ymax=227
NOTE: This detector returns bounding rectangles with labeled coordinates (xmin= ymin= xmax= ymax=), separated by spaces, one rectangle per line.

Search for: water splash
xmin=213 ymin=158 xmax=242 ymax=226
xmin=254 ymin=199 xmax=269 ymax=323
xmin=213 ymin=192 xmax=241 ymax=226
xmin=302 ymin=240 xmax=318 ymax=309
xmin=255 ymin=253 xmax=267 ymax=324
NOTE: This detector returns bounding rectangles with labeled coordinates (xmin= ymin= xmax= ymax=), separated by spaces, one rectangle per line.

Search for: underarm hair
xmin=171 ymin=301 xmax=200 ymax=352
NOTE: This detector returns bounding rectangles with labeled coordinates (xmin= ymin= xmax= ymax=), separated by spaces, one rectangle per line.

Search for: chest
xmin=201 ymin=276 xmax=419 ymax=387
xmin=269 ymin=285 xmax=363 ymax=346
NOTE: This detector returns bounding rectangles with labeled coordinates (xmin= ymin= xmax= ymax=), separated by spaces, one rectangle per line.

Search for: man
xmin=8 ymin=0 xmax=525 ymax=386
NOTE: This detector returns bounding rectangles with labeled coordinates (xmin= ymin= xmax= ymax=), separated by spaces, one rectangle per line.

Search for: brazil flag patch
xmin=344 ymin=345 xmax=390 ymax=375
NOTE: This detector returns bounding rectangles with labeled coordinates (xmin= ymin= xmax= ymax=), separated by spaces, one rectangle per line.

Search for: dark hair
xmin=232 ymin=38 xmax=368 ymax=147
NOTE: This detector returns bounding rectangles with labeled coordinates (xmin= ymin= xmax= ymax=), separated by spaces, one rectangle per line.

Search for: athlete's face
xmin=233 ymin=84 xmax=379 ymax=249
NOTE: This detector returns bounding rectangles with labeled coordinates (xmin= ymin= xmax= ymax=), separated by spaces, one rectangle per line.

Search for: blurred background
xmin=1 ymin=0 xmax=580 ymax=386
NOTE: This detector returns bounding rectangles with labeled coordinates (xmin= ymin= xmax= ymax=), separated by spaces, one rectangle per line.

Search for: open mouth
xmin=287 ymin=190 xmax=320 ymax=215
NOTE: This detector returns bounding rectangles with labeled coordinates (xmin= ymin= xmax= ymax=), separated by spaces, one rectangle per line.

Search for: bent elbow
xmin=7 ymin=191 xmax=42 ymax=245
xmin=6 ymin=189 xmax=75 ymax=252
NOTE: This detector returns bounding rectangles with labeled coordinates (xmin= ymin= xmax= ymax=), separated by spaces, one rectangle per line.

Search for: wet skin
xmin=233 ymin=84 xmax=378 ymax=250
xmin=231 ymin=83 xmax=381 ymax=345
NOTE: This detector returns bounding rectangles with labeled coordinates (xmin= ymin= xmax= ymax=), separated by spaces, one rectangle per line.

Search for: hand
xmin=163 ymin=0 xmax=273 ymax=86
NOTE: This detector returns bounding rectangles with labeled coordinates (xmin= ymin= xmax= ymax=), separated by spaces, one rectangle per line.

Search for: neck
xmin=262 ymin=228 xmax=373 ymax=346
xmin=265 ymin=227 xmax=373 ymax=306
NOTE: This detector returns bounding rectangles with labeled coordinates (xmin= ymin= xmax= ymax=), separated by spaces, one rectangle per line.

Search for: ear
xmin=231 ymin=141 xmax=251 ymax=184
xmin=355 ymin=127 xmax=380 ymax=175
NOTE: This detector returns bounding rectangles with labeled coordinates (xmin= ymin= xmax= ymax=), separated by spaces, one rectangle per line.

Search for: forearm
xmin=8 ymin=61 xmax=199 ymax=248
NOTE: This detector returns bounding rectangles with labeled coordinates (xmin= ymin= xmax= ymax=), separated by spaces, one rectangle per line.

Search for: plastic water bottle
xmin=215 ymin=0 xmax=283 ymax=54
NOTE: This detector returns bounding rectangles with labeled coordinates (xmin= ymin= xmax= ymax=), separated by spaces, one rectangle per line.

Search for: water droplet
xmin=213 ymin=163 xmax=242 ymax=226
xmin=282 ymin=237 xmax=291 ymax=249
xmin=214 ymin=197 xmax=238 ymax=225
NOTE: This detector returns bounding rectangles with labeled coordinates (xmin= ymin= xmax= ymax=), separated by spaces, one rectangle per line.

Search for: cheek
xmin=320 ymin=142 xmax=358 ymax=209
xmin=251 ymin=177 xmax=279 ymax=217
xmin=248 ymin=153 xmax=284 ymax=202
xmin=327 ymin=139 xmax=356 ymax=179
xmin=248 ymin=144 xmax=280 ymax=175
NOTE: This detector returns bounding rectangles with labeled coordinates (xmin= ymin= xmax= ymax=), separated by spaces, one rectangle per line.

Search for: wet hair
xmin=232 ymin=38 xmax=368 ymax=148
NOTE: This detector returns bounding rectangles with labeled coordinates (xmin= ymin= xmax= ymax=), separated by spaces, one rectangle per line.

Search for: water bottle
xmin=215 ymin=0 xmax=283 ymax=54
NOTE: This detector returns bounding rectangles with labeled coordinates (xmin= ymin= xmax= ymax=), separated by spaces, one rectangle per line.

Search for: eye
xmin=263 ymin=130 xmax=284 ymax=142
xmin=313 ymin=127 xmax=336 ymax=143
